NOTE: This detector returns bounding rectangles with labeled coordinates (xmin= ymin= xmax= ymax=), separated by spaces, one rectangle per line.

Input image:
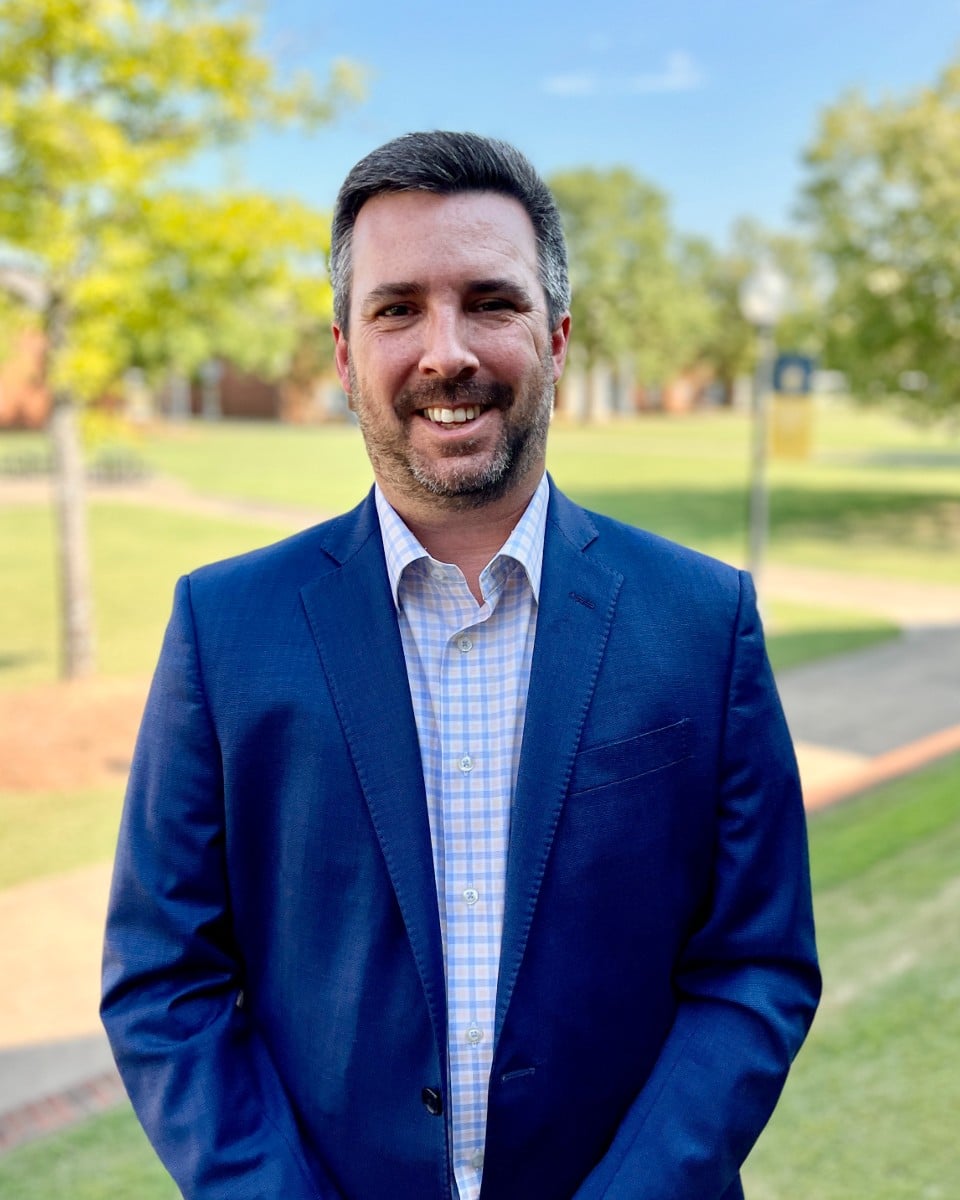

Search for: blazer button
xmin=421 ymin=1087 xmax=443 ymax=1116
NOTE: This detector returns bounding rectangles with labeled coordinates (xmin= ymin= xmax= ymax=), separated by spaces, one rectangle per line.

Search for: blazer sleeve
xmin=573 ymin=570 xmax=821 ymax=1200
xmin=101 ymin=576 xmax=343 ymax=1200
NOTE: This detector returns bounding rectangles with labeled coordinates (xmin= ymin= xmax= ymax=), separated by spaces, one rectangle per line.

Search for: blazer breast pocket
xmin=568 ymin=718 xmax=692 ymax=799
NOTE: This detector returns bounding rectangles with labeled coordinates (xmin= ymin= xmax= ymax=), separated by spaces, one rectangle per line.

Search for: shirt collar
xmin=375 ymin=474 xmax=550 ymax=610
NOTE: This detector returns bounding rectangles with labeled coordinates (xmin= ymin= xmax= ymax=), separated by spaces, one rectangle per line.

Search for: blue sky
xmin=207 ymin=0 xmax=960 ymax=247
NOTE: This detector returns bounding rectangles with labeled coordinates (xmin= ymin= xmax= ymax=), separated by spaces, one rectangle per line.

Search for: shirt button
xmin=459 ymin=755 xmax=473 ymax=773
xmin=470 ymin=1149 xmax=484 ymax=1170
xmin=462 ymin=888 xmax=479 ymax=905
xmin=430 ymin=566 xmax=447 ymax=581
xmin=457 ymin=635 xmax=473 ymax=652
xmin=466 ymin=1026 xmax=483 ymax=1045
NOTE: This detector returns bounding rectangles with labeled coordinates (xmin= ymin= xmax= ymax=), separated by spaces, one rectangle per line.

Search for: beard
xmin=349 ymin=360 xmax=555 ymax=511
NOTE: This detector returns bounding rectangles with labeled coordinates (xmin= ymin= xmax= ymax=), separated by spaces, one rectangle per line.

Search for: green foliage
xmin=114 ymin=190 xmax=334 ymax=386
xmin=0 ymin=283 xmax=37 ymax=360
xmin=549 ymin=168 xmax=823 ymax=395
xmin=0 ymin=0 xmax=361 ymax=398
xmin=550 ymin=167 xmax=714 ymax=382
xmin=803 ymin=58 xmax=960 ymax=416
xmin=679 ymin=220 xmax=824 ymax=400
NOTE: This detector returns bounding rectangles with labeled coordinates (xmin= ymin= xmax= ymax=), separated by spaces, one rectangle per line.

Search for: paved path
xmin=2 ymin=473 xmax=959 ymax=1152
xmin=783 ymin=629 xmax=960 ymax=808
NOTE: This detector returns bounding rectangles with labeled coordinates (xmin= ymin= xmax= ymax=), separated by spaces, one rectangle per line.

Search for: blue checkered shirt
xmin=375 ymin=475 xmax=548 ymax=1200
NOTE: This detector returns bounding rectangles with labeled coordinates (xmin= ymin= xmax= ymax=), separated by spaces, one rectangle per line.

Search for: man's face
xmin=333 ymin=190 xmax=570 ymax=514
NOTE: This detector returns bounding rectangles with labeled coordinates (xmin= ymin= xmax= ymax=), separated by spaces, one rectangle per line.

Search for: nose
xmin=418 ymin=309 xmax=479 ymax=379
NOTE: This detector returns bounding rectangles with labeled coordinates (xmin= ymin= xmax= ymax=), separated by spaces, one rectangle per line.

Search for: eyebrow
xmin=360 ymin=282 xmax=423 ymax=309
xmin=468 ymin=278 xmax=537 ymax=307
xmin=359 ymin=278 xmax=537 ymax=311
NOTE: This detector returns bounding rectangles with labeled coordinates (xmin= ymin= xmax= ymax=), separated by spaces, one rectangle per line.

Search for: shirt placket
xmin=436 ymin=573 xmax=508 ymax=1200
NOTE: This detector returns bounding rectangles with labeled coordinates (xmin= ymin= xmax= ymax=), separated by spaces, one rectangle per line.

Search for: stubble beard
xmin=349 ymin=360 xmax=555 ymax=511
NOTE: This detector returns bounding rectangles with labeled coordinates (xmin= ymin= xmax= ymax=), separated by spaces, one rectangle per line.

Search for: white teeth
xmin=424 ymin=405 xmax=482 ymax=425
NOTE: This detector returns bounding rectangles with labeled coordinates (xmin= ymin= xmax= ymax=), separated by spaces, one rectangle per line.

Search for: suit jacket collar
xmin=299 ymin=493 xmax=448 ymax=1064
xmin=495 ymin=486 xmax=623 ymax=1039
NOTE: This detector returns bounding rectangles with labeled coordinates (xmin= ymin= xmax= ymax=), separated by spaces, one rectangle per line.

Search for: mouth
xmin=420 ymin=404 xmax=486 ymax=426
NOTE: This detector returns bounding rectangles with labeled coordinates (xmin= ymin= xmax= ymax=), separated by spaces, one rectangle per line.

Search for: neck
xmin=382 ymin=478 xmax=541 ymax=604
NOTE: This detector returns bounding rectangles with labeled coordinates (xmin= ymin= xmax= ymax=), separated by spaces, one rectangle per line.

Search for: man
xmin=102 ymin=131 xmax=820 ymax=1200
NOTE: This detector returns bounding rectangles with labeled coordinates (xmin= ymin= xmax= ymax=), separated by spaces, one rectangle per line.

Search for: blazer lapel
xmin=495 ymin=489 xmax=623 ymax=1040
xmin=299 ymin=494 xmax=446 ymax=1054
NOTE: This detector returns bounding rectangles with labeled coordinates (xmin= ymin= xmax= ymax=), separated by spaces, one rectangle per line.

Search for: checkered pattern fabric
xmin=375 ymin=476 xmax=548 ymax=1200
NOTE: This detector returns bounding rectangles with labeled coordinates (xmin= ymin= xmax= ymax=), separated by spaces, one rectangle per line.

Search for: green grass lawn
xmin=1 ymin=754 xmax=957 ymax=1198
xmin=0 ymin=498 xmax=899 ymax=691
xmin=742 ymin=753 xmax=960 ymax=1198
xmin=0 ymin=1106 xmax=178 ymax=1200
xmin=9 ymin=399 xmax=955 ymax=578
xmin=3 ymin=401 xmax=955 ymax=690
xmin=117 ymin=404 xmax=960 ymax=582
xmin=763 ymin=598 xmax=900 ymax=672
xmin=0 ymin=784 xmax=124 ymax=889
xmin=0 ymin=503 xmax=288 ymax=688
xmin=547 ymin=407 xmax=960 ymax=582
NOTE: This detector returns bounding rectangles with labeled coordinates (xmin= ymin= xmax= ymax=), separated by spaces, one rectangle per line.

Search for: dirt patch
xmin=0 ymin=677 xmax=149 ymax=793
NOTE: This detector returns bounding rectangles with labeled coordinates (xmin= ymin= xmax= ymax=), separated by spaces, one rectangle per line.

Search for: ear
xmin=332 ymin=324 xmax=353 ymax=401
xmin=550 ymin=313 xmax=572 ymax=383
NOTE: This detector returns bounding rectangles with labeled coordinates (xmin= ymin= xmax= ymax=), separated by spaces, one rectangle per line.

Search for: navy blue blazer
xmin=102 ymin=484 xmax=819 ymax=1199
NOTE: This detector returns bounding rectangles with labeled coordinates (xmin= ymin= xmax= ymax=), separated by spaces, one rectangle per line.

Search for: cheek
xmin=473 ymin=329 xmax=546 ymax=378
xmin=354 ymin=339 xmax=415 ymax=392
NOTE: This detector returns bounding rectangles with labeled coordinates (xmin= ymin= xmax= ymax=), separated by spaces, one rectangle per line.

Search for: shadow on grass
xmin=0 ymin=653 xmax=43 ymax=675
xmin=566 ymin=485 xmax=959 ymax=556
xmin=825 ymin=450 xmax=960 ymax=470
xmin=766 ymin=625 xmax=901 ymax=673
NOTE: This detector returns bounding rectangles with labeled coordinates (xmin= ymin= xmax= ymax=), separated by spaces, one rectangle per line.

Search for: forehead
xmin=349 ymin=190 xmax=542 ymax=297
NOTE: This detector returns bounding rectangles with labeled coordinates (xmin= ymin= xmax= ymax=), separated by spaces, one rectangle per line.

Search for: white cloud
xmin=625 ymin=51 xmax=704 ymax=94
xmin=540 ymin=51 xmax=704 ymax=98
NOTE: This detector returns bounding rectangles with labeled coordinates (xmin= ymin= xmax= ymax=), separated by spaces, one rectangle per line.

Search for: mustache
xmin=395 ymin=378 xmax=512 ymax=417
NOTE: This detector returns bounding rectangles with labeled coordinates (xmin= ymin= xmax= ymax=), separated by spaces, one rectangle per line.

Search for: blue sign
xmin=773 ymin=354 xmax=816 ymax=395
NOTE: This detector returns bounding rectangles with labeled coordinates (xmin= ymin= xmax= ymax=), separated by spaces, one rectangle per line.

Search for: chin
xmin=408 ymin=455 xmax=517 ymax=507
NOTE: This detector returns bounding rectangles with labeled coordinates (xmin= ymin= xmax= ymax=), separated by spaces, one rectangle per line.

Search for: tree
xmin=115 ymin=190 xmax=334 ymax=394
xmin=549 ymin=167 xmax=713 ymax=388
xmin=0 ymin=0 xmax=358 ymax=676
xmin=803 ymin=59 xmax=960 ymax=417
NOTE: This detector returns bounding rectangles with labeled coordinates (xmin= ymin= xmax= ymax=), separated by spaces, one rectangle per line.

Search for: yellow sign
xmin=771 ymin=394 xmax=814 ymax=459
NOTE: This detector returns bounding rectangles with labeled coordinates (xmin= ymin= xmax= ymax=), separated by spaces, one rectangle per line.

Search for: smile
xmin=422 ymin=405 xmax=484 ymax=426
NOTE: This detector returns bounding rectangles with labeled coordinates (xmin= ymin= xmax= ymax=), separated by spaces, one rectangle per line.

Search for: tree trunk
xmin=49 ymin=392 xmax=95 ymax=678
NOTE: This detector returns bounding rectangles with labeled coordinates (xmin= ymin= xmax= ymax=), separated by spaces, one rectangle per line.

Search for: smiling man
xmin=102 ymin=132 xmax=820 ymax=1200
xmin=333 ymin=185 xmax=568 ymax=602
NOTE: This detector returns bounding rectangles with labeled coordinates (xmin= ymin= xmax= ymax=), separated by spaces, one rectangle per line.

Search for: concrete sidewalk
xmin=1 ymin=573 xmax=958 ymax=1155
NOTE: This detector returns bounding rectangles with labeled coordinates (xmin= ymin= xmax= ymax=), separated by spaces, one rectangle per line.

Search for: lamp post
xmin=739 ymin=262 xmax=788 ymax=596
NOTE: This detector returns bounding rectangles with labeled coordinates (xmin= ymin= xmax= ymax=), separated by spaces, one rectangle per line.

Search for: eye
xmin=474 ymin=297 xmax=515 ymax=313
xmin=378 ymin=302 xmax=415 ymax=318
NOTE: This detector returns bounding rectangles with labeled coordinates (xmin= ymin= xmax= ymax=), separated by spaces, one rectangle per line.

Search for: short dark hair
xmin=329 ymin=130 xmax=570 ymax=333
